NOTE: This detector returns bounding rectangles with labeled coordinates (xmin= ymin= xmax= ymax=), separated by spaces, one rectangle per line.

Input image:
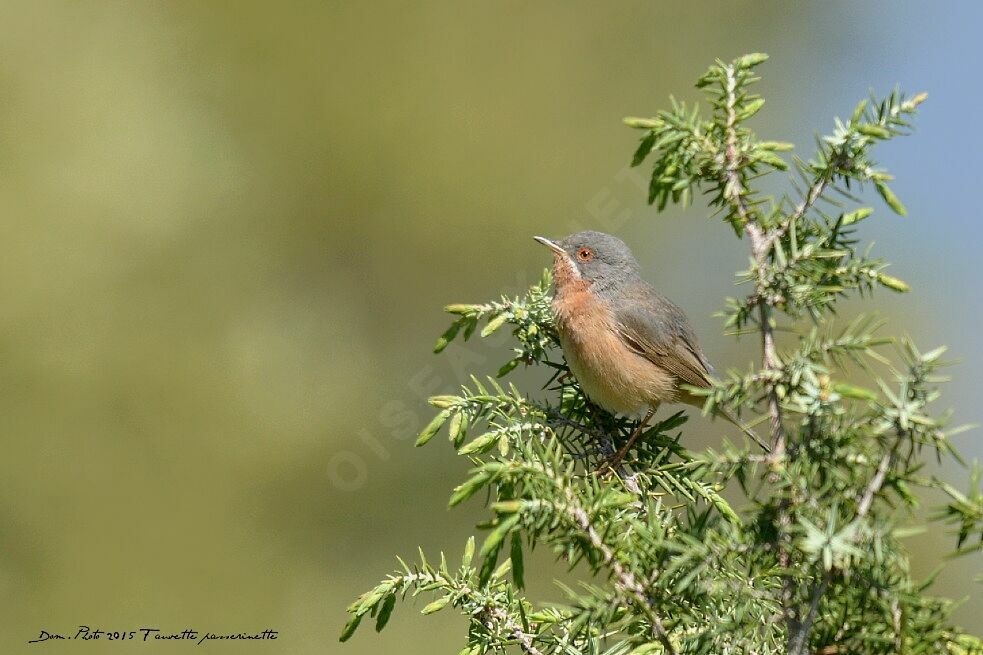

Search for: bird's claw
xmin=595 ymin=452 xmax=627 ymax=477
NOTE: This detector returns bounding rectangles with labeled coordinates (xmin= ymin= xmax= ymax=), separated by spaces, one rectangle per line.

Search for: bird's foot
xmin=594 ymin=408 xmax=655 ymax=476
xmin=595 ymin=451 xmax=626 ymax=476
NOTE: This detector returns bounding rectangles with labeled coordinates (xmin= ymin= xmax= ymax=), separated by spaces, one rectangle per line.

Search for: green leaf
xmin=754 ymin=149 xmax=788 ymax=170
xmin=858 ymin=124 xmax=892 ymax=139
xmin=681 ymin=478 xmax=740 ymax=523
xmin=875 ymin=180 xmax=907 ymax=216
xmin=444 ymin=303 xmax=480 ymax=315
xmin=421 ymin=595 xmax=451 ymax=615
xmin=892 ymin=525 xmax=928 ymax=539
xmin=735 ymin=52 xmax=769 ymax=68
xmin=481 ymin=313 xmax=509 ymax=337
xmin=477 ymin=538 xmax=503 ymax=587
xmin=449 ymin=470 xmax=491 ymax=507
xmin=497 ymin=433 xmax=510 ymax=457
xmin=433 ymin=321 xmax=461 ymax=353
xmin=496 ymin=357 xmax=520 ymax=377
xmin=921 ymin=345 xmax=948 ymax=363
xmin=491 ymin=558 xmax=512 ymax=581
xmin=630 ymin=645 xmax=666 ymax=655
xmin=448 ymin=411 xmax=467 ymax=447
xmin=708 ymin=489 xmax=741 ymax=524
xmin=841 ymin=207 xmax=874 ymax=226
xmin=647 ymin=171 xmax=660 ymax=205
xmin=461 ymin=535 xmax=476 ymax=569
xmin=909 ymin=91 xmax=929 ymax=107
xmin=737 ymin=97 xmax=765 ymax=121
xmin=458 ymin=431 xmax=499 ymax=455
xmin=877 ymin=272 xmax=911 ymax=293
xmin=510 ymin=532 xmax=525 ymax=589
xmin=339 ymin=613 xmax=362 ymax=642
xmin=631 ymin=131 xmax=656 ymax=166
xmin=491 ymin=499 xmax=524 ymax=513
xmin=623 ymin=116 xmax=660 ymax=129
xmin=374 ymin=594 xmax=396 ymax=632
xmin=851 ymin=98 xmax=868 ymax=124
xmin=833 ymin=382 xmax=878 ymax=401
xmin=758 ymin=141 xmax=794 ymax=151
xmin=480 ymin=513 xmax=521 ymax=558
xmin=415 ymin=410 xmax=451 ymax=447
xmin=350 ymin=583 xmax=390 ymax=614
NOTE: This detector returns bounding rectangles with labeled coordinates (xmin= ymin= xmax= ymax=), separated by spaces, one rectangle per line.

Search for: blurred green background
xmin=1 ymin=2 xmax=980 ymax=653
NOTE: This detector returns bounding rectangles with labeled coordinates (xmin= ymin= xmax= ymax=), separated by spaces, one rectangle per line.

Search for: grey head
xmin=534 ymin=231 xmax=641 ymax=294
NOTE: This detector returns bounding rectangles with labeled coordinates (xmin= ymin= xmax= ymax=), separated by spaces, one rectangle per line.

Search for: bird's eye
xmin=577 ymin=248 xmax=593 ymax=261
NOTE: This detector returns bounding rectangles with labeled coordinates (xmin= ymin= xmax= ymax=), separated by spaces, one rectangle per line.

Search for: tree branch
xmin=788 ymin=433 xmax=904 ymax=653
xmin=718 ymin=63 xmax=802 ymax=652
xmin=857 ymin=439 xmax=899 ymax=518
xmin=788 ymin=572 xmax=830 ymax=655
xmin=720 ymin=64 xmax=787 ymax=458
xmin=563 ymin=489 xmax=679 ymax=655
xmin=484 ymin=607 xmax=546 ymax=655
xmin=769 ymin=170 xmax=833 ymax=249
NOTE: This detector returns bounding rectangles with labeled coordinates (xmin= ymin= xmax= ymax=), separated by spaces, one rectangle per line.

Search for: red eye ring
xmin=577 ymin=247 xmax=593 ymax=261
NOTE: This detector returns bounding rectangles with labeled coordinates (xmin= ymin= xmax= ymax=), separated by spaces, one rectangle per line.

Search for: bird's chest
xmin=552 ymin=287 xmax=671 ymax=416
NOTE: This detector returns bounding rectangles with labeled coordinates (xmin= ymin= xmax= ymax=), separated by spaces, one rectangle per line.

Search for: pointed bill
xmin=533 ymin=236 xmax=565 ymax=256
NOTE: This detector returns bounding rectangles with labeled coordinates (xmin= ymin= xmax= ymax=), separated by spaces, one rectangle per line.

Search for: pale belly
xmin=557 ymin=313 xmax=677 ymax=417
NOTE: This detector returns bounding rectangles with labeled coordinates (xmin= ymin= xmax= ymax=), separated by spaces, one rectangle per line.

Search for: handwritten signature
xmin=29 ymin=626 xmax=278 ymax=645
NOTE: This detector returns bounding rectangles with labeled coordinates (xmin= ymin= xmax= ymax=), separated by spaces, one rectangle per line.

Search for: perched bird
xmin=534 ymin=231 xmax=763 ymax=467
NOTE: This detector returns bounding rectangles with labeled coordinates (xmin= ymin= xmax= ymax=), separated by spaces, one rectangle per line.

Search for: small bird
xmin=534 ymin=231 xmax=763 ymax=468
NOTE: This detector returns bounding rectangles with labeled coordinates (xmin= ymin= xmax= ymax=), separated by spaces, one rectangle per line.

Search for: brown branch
xmin=545 ymin=409 xmax=612 ymax=443
xmin=788 ymin=572 xmax=830 ymax=655
xmin=856 ymin=440 xmax=898 ymax=518
xmin=719 ymin=65 xmax=787 ymax=459
xmin=396 ymin=570 xmax=546 ymax=655
xmin=484 ymin=607 xmax=546 ymax=655
xmin=563 ymin=489 xmax=678 ymax=655
xmin=719 ymin=63 xmax=800 ymax=652
xmin=788 ymin=434 xmax=904 ymax=654
xmin=767 ymin=170 xmax=833 ymax=250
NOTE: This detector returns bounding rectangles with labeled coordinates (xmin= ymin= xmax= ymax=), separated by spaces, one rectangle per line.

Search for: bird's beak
xmin=533 ymin=236 xmax=565 ymax=256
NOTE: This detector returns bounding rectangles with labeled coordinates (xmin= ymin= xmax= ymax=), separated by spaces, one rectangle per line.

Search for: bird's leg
xmin=598 ymin=406 xmax=657 ymax=474
xmin=589 ymin=405 xmax=613 ymax=448
xmin=581 ymin=402 xmax=629 ymax=475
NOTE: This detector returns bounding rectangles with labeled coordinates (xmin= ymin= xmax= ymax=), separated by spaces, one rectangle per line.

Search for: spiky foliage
xmin=342 ymin=55 xmax=982 ymax=655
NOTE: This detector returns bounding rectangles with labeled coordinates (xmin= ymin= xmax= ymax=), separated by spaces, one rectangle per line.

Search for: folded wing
xmin=610 ymin=285 xmax=714 ymax=389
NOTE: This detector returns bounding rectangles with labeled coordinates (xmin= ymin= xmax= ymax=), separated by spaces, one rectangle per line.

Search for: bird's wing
xmin=610 ymin=286 xmax=714 ymax=389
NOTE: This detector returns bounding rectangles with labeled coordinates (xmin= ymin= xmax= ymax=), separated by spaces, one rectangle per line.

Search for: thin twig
xmin=767 ymin=170 xmax=833 ymax=250
xmin=485 ymin=606 xmax=546 ymax=655
xmin=720 ymin=65 xmax=787 ymax=459
xmin=563 ymin=489 xmax=679 ymax=655
xmin=788 ymin=572 xmax=830 ymax=655
xmin=788 ymin=434 xmax=904 ymax=653
xmin=546 ymin=410 xmax=612 ymax=442
xmin=395 ymin=571 xmax=546 ymax=654
xmin=857 ymin=441 xmax=898 ymax=518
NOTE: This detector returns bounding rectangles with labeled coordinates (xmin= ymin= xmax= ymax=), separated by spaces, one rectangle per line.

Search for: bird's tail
xmin=716 ymin=408 xmax=771 ymax=453
xmin=680 ymin=390 xmax=771 ymax=453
